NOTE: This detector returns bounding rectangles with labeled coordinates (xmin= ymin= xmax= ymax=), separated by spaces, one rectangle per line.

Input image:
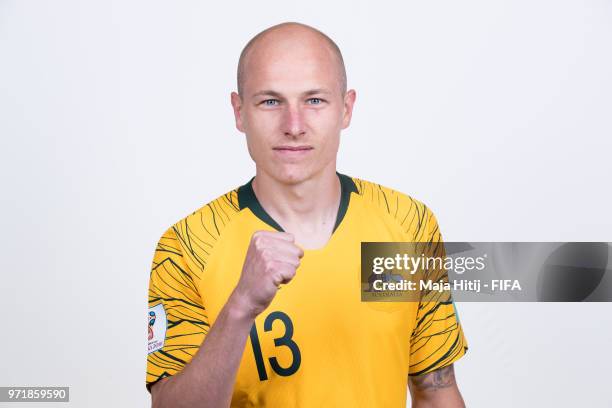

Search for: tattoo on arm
xmin=409 ymin=365 xmax=457 ymax=391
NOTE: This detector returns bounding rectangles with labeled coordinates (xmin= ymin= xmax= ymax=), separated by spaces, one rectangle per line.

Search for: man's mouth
xmin=273 ymin=146 xmax=314 ymax=151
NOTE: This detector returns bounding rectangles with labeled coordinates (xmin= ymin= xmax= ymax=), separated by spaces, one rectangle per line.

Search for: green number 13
xmin=249 ymin=311 xmax=301 ymax=381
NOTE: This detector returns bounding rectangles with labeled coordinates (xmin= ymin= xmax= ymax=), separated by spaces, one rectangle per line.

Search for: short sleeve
xmin=146 ymin=227 xmax=210 ymax=391
xmin=408 ymin=207 xmax=468 ymax=376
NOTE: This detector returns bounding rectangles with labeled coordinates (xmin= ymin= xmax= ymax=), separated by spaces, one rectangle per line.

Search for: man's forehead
xmin=244 ymin=62 xmax=341 ymax=96
xmin=244 ymin=49 xmax=340 ymax=95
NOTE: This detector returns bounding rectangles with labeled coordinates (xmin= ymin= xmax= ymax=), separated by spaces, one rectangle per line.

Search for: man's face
xmin=231 ymin=32 xmax=356 ymax=185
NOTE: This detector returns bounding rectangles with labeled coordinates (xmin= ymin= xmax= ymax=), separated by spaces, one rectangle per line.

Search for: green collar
xmin=237 ymin=172 xmax=358 ymax=232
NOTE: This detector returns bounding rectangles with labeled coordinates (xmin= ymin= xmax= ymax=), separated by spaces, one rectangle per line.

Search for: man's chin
xmin=257 ymin=162 xmax=336 ymax=186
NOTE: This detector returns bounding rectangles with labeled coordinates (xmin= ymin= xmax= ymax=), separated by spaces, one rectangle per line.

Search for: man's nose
xmin=281 ymin=104 xmax=306 ymax=138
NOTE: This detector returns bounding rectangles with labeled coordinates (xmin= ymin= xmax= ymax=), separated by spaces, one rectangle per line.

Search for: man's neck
xmin=251 ymin=167 xmax=341 ymax=250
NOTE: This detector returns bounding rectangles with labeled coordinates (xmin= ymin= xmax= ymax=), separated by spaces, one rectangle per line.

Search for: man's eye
xmin=307 ymin=98 xmax=323 ymax=105
xmin=262 ymin=99 xmax=279 ymax=106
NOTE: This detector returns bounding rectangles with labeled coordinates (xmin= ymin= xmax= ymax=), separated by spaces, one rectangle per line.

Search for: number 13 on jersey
xmin=249 ymin=311 xmax=301 ymax=381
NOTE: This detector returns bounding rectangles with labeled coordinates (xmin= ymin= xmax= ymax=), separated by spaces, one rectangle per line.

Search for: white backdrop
xmin=1 ymin=1 xmax=611 ymax=407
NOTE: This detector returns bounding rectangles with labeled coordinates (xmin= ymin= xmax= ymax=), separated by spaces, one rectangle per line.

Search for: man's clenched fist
xmin=231 ymin=231 xmax=303 ymax=318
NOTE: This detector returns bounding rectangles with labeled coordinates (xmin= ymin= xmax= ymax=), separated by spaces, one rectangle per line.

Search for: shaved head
xmin=237 ymin=22 xmax=347 ymax=96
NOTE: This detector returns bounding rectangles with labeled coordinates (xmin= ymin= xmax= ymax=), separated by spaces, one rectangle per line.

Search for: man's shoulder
xmin=347 ymin=175 xmax=440 ymax=238
xmin=159 ymin=185 xmax=244 ymax=244
xmin=349 ymin=175 xmax=433 ymax=217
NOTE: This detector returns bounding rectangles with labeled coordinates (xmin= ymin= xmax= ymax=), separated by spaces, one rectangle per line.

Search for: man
xmin=146 ymin=22 xmax=468 ymax=407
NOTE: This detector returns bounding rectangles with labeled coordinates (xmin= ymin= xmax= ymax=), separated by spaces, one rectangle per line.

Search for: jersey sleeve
xmin=146 ymin=226 xmax=210 ymax=391
xmin=408 ymin=207 xmax=468 ymax=376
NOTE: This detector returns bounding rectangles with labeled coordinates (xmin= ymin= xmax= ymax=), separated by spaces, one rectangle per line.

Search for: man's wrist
xmin=226 ymin=291 xmax=258 ymax=323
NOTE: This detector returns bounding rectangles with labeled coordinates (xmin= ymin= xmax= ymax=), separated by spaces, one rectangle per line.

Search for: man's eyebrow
xmin=251 ymin=88 xmax=332 ymax=99
xmin=302 ymin=88 xmax=332 ymax=96
xmin=252 ymin=90 xmax=283 ymax=99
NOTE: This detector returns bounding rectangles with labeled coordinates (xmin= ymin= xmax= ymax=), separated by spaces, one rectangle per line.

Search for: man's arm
xmin=151 ymin=292 xmax=254 ymax=408
xmin=150 ymin=231 xmax=303 ymax=408
xmin=408 ymin=364 xmax=466 ymax=408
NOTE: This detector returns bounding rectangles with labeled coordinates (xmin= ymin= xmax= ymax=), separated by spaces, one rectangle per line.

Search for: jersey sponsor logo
xmin=147 ymin=303 xmax=167 ymax=354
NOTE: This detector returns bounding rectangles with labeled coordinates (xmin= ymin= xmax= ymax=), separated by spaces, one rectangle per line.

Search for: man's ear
xmin=231 ymin=92 xmax=245 ymax=133
xmin=341 ymin=89 xmax=357 ymax=129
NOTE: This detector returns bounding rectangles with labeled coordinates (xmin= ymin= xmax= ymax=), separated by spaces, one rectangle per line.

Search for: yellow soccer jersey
xmin=146 ymin=173 xmax=468 ymax=407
